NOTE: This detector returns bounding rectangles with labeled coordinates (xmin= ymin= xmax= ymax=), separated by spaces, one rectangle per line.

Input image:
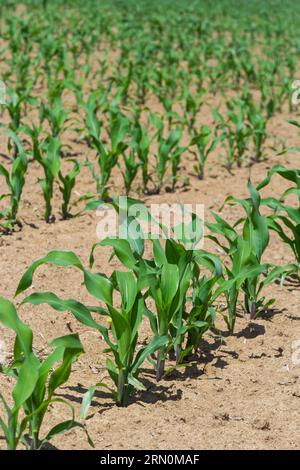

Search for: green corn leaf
xmin=261 ymin=263 xmax=298 ymax=287
xmin=91 ymin=239 xmax=137 ymax=270
xmin=80 ymin=385 xmax=97 ymax=420
xmin=0 ymin=297 xmax=33 ymax=358
xmin=153 ymin=239 xmax=167 ymax=267
xmin=131 ymin=335 xmax=168 ymax=373
xmin=15 ymin=251 xmax=83 ymax=296
xmin=127 ymin=374 xmax=146 ymax=391
xmin=108 ymin=307 xmax=131 ymax=364
xmin=83 ymin=270 xmax=113 ymax=305
xmin=12 ymin=353 xmax=40 ymax=411
xmin=42 ymin=415 xmax=94 ymax=449
xmin=115 ymin=271 xmax=138 ymax=313
xmin=161 ymin=263 xmax=179 ymax=307
xmin=48 ymin=346 xmax=83 ymax=397
xmin=80 ymin=381 xmax=113 ymax=420
xmin=257 ymin=165 xmax=300 ymax=190
xmin=21 ymin=292 xmax=113 ymax=349
xmin=106 ymin=358 xmax=119 ymax=388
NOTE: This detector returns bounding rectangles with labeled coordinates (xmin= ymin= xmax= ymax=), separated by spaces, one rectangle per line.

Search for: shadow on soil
xmin=57 ymin=379 xmax=183 ymax=412
xmin=274 ymin=273 xmax=300 ymax=292
xmin=55 ymin=384 xmax=115 ymax=411
xmin=56 ymin=345 xmax=226 ymax=412
xmin=55 ymin=317 xmax=278 ymax=413
xmin=259 ymin=308 xmax=287 ymax=322
xmin=235 ymin=322 xmax=266 ymax=339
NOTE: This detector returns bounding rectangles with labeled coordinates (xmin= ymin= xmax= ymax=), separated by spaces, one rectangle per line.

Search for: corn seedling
xmin=225 ymin=98 xmax=250 ymax=168
xmin=182 ymin=86 xmax=206 ymax=132
xmin=245 ymin=91 xmax=274 ymax=162
xmin=20 ymin=123 xmax=44 ymax=162
xmin=0 ymin=297 xmax=91 ymax=450
xmin=132 ymin=121 xmax=152 ymax=194
xmin=96 ymin=270 xmax=167 ymax=405
xmin=85 ymin=107 xmax=129 ymax=200
xmin=35 ymin=136 xmax=61 ymax=222
xmin=5 ymin=88 xmax=31 ymax=133
xmin=143 ymin=240 xmax=224 ymax=377
xmin=40 ymin=97 xmax=71 ymax=138
xmin=257 ymin=164 xmax=300 ymax=265
xmin=152 ymin=116 xmax=184 ymax=193
xmin=189 ymin=125 xmax=219 ymax=180
xmin=58 ymin=159 xmax=81 ymax=219
xmin=119 ymin=147 xmax=140 ymax=196
xmin=0 ymin=131 xmax=28 ymax=232
xmin=15 ymin=251 xmax=166 ymax=406
xmin=207 ymin=180 xmax=296 ymax=331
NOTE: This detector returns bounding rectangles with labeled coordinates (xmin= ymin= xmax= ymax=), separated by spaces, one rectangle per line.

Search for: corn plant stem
xmin=175 ymin=345 xmax=181 ymax=365
xmin=156 ymin=351 xmax=165 ymax=382
xmin=117 ymin=369 xmax=127 ymax=407
xmin=29 ymin=398 xmax=40 ymax=450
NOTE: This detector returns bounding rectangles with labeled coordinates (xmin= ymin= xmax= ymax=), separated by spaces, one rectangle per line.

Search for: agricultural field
xmin=0 ymin=0 xmax=300 ymax=452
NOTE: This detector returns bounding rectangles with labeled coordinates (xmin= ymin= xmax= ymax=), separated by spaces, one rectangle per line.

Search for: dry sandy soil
xmin=0 ymin=85 xmax=300 ymax=450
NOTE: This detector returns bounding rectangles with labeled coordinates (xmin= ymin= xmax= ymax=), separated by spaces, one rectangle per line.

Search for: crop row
xmin=0 ymin=0 xmax=300 ymax=451
xmin=1 ymin=0 xmax=299 ymax=230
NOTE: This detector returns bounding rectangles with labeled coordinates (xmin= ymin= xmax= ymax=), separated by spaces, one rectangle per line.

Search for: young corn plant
xmin=189 ymin=125 xmax=219 ymax=180
xmin=184 ymin=273 xmax=219 ymax=358
xmin=40 ymin=97 xmax=71 ymax=138
xmin=245 ymin=93 xmax=274 ymax=162
xmin=145 ymin=256 xmax=193 ymax=380
xmin=213 ymin=99 xmax=250 ymax=172
xmin=58 ymin=159 xmax=81 ymax=219
xmin=0 ymin=297 xmax=90 ymax=450
xmin=174 ymin=230 xmax=232 ymax=360
xmin=226 ymin=98 xmax=250 ymax=168
xmin=0 ymin=131 xmax=28 ymax=232
xmin=247 ymin=108 xmax=268 ymax=162
xmin=97 ymin=270 xmax=166 ymax=405
xmin=20 ymin=123 xmax=44 ymax=162
xmin=131 ymin=121 xmax=152 ymax=194
xmin=170 ymin=137 xmax=187 ymax=192
xmin=91 ymin=237 xmax=189 ymax=380
xmin=152 ymin=116 xmax=184 ymax=194
xmin=36 ymin=270 xmax=166 ymax=407
xmin=85 ymin=108 xmax=129 ymax=200
xmin=152 ymin=69 xmax=179 ymax=129
xmin=257 ymin=165 xmax=300 ymax=266
xmin=35 ymin=136 xmax=61 ymax=222
xmin=207 ymin=181 xmax=296 ymax=331
xmin=213 ymin=110 xmax=235 ymax=173
xmin=4 ymin=87 xmax=34 ymax=131
xmin=4 ymin=88 xmax=24 ymax=134
xmin=119 ymin=147 xmax=140 ymax=196
xmin=143 ymin=240 xmax=224 ymax=378
xmin=182 ymin=86 xmax=206 ymax=132
xmin=15 ymin=252 xmax=165 ymax=406
xmin=3 ymin=87 xmax=35 ymax=158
